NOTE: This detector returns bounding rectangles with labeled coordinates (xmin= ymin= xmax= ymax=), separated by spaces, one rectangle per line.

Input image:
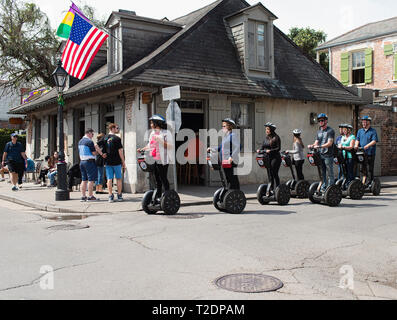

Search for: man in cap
xmin=308 ymin=113 xmax=336 ymax=192
xmin=355 ymin=116 xmax=378 ymax=185
xmin=1 ymin=133 xmax=27 ymax=191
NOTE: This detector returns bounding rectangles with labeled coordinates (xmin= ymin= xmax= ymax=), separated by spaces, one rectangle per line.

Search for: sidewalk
xmin=0 ymin=177 xmax=396 ymax=216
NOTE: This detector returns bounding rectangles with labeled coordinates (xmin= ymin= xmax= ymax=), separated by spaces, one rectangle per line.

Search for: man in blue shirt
xmin=1 ymin=133 xmax=27 ymax=191
xmin=78 ymin=129 xmax=106 ymax=202
xmin=308 ymin=114 xmax=336 ymax=192
xmin=355 ymin=116 xmax=378 ymax=184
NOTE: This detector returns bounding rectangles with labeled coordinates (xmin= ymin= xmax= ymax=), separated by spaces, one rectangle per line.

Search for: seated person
xmin=67 ymin=163 xmax=82 ymax=192
xmin=0 ymin=164 xmax=10 ymax=182
xmin=38 ymin=156 xmax=51 ymax=186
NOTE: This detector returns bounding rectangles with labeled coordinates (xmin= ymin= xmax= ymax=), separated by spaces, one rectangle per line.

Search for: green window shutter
xmin=384 ymin=44 xmax=393 ymax=56
xmin=394 ymin=54 xmax=397 ymax=79
xmin=365 ymin=48 xmax=373 ymax=84
xmin=341 ymin=52 xmax=350 ymax=85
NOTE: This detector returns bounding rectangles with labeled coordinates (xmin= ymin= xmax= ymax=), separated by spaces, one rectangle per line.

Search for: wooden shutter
xmin=394 ymin=54 xmax=397 ymax=80
xmin=384 ymin=43 xmax=393 ymax=56
xmin=365 ymin=48 xmax=373 ymax=84
xmin=340 ymin=52 xmax=350 ymax=85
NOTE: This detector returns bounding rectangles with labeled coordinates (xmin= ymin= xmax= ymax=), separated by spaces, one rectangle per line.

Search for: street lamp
xmin=52 ymin=60 xmax=70 ymax=201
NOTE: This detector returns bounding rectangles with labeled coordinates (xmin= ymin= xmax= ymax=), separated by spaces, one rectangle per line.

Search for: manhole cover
xmin=166 ymin=214 xmax=204 ymax=219
xmin=46 ymin=224 xmax=90 ymax=231
xmin=215 ymin=274 xmax=283 ymax=293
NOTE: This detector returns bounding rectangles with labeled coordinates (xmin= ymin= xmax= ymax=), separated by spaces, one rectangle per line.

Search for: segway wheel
xmin=275 ymin=184 xmax=291 ymax=206
xmin=257 ymin=184 xmax=270 ymax=205
xmin=371 ymin=178 xmax=381 ymax=196
xmin=213 ymin=188 xmax=227 ymax=212
xmin=309 ymin=182 xmax=321 ymax=204
xmin=324 ymin=185 xmax=342 ymax=207
xmin=295 ymin=180 xmax=310 ymax=199
xmin=224 ymin=190 xmax=246 ymax=214
xmin=161 ymin=190 xmax=181 ymax=215
xmin=142 ymin=190 xmax=158 ymax=215
xmin=286 ymin=180 xmax=293 ymax=189
xmin=347 ymin=180 xmax=364 ymax=200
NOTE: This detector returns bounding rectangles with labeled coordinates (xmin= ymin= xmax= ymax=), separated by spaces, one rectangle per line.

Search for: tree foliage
xmin=0 ymin=0 xmax=59 ymax=90
xmin=288 ymin=27 xmax=329 ymax=71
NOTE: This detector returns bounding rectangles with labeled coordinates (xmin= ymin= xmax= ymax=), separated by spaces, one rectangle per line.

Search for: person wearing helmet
xmin=285 ymin=129 xmax=305 ymax=181
xmin=258 ymin=123 xmax=282 ymax=187
xmin=308 ymin=113 xmax=336 ymax=192
xmin=208 ymin=118 xmax=241 ymax=190
xmin=355 ymin=116 xmax=378 ymax=184
xmin=340 ymin=124 xmax=356 ymax=186
xmin=138 ymin=115 xmax=173 ymax=200
xmin=336 ymin=124 xmax=347 ymax=180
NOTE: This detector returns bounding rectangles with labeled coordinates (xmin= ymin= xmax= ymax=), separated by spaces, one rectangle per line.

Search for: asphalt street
xmin=0 ymin=188 xmax=397 ymax=300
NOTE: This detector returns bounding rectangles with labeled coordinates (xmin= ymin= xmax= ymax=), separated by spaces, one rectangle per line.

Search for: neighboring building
xmin=316 ymin=16 xmax=397 ymax=176
xmin=10 ymin=0 xmax=364 ymax=193
xmin=0 ymin=81 xmax=26 ymax=129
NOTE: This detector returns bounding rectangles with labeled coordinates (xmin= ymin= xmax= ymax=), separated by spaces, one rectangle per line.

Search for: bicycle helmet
xmin=265 ymin=122 xmax=277 ymax=131
xmin=149 ymin=115 xmax=167 ymax=129
xmin=293 ymin=129 xmax=302 ymax=135
xmin=361 ymin=115 xmax=372 ymax=122
xmin=222 ymin=118 xmax=237 ymax=128
xmin=317 ymin=113 xmax=328 ymax=120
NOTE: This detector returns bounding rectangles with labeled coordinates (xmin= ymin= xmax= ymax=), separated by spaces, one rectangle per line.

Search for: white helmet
xmin=293 ymin=129 xmax=302 ymax=135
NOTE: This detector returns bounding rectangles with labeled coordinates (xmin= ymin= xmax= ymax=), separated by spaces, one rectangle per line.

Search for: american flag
xmin=62 ymin=13 xmax=108 ymax=80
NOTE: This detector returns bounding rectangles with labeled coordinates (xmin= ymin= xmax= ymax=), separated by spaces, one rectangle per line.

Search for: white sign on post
xmin=162 ymin=85 xmax=181 ymax=101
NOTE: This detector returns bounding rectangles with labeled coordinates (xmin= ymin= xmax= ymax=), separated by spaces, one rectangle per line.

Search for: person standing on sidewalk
xmin=308 ymin=113 xmax=336 ymax=193
xmin=95 ymin=133 xmax=106 ymax=194
xmin=104 ymin=124 xmax=126 ymax=203
xmin=2 ymin=133 xmax=27 ymax=191
xmin=78 ymin=129 xmax=106 ymax=202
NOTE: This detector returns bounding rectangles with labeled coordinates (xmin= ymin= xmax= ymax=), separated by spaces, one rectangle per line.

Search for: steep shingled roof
xmin=317 ymin=16 xmax=397 ymax=50
xmin=10 ymin=0 xmax=364 ymax=115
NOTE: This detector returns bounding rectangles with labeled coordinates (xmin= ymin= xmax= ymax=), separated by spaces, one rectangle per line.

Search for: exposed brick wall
xmin=331 ymin=37 xmax=397 ymax=91
xmin=0 ymin=120 xmax=25 ymax=130
xmin=359 ymin=107 xmax=397 ymax=176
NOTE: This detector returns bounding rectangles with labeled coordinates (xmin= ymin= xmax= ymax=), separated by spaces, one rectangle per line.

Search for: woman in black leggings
xmin=258 ymin=123 xmax=282 ymax=188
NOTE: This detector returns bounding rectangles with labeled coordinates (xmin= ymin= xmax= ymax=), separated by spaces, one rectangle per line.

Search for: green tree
xmin=288 ymin=27 xmax=329 ymax=71
xmin=0 ymin=0 xmax=59 ymax=90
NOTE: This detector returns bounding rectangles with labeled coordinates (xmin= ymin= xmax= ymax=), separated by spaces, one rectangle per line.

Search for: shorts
xmin=80 ymin=160 xmax=98 ymax=182
xmin=7 ymin=161 xmax=25 ymax=174
xmin=106 ymin=165 xmax=123 ymax=180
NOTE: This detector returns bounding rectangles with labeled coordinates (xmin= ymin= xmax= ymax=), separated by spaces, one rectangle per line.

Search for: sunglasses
xmin=319 ymin=120 xmax=326 ymax=123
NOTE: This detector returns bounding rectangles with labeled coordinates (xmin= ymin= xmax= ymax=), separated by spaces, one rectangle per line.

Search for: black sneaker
xmin=87 ymin=196 xmax=99 ymax=202
xmin=117 ymin=194 xmax=123 ymax=202
xmin=80 ymin=197 xmax=87 ymax=202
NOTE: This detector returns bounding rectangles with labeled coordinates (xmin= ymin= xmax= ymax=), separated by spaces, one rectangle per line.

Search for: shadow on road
xmin=340 ymin=203 xmax=389 ymax=208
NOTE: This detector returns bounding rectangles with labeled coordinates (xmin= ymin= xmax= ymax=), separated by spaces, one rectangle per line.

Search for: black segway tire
xmin=324 ymin=185 xmax=343 ymax=207
xmin=371 ymin=178 xmax=381 ymax=196
xmin=213 ymin=188 xmax=227 ymax=212
xmin=275 ymin=184 xmax=291 ymax=205
xmin=309 ymin=182 xmax=321 ymax=204
xmin=295 ymin=180 xmax=310 ymax=198
xmin=161 ymin=190 xmax=181 ymax=215
xmin=348 ymin=180 xmax=365 ymax=200
xmin=224 ymin=190 xmax=246 ymax=214
xmin=142 ymin=190 xmax=158 ymax=215
xmin=257 ymin=184 xmax=270 ymax=205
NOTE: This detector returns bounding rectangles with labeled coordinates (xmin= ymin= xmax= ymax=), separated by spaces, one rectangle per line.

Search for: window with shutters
xmin=248 ymin=20 xmax=269 ymax=71
xmin=352 ymin=51 xmax=365 ymax=84
xmin=231 ymin=102 xmax=255 ymax=150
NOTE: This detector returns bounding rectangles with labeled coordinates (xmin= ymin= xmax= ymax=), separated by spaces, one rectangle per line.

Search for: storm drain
xmin=166 ymin=214 xmax=204 ymax=220
xmin=46 ymin=224 xmax=90 ymax=231
xmin=215 ymin=274 xmax=283 ymax=293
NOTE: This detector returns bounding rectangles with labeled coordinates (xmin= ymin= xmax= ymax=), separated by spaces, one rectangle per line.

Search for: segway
xmin=256 ymin=151 xmax=291 ymax=205
xmin=280 ymin=151 xmax=310 ymax=198
xmin=355 ymin=148 xmax=381 ymax=196
xmin=307 ymin=147 xmax=342 ymax=207
xmin=207 ymin=149 xmax=246 ymax=214
xmin=138 ymin=151 xmax=181 ymax=215
xmin=334 ymin=148 xmax=365 ymax=200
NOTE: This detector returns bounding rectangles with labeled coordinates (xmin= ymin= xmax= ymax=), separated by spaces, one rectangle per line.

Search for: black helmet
xmin=339 ymin=123 xmax=348 ymax=128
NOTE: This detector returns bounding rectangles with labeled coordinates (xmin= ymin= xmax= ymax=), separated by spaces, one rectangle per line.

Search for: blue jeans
xmin=48 ymin=171 xmax=57 ymax=185
xmin=96 ymin=166 xmax=104 ymax=186
xmin=320 ymin=156 xmax=335 ymax=191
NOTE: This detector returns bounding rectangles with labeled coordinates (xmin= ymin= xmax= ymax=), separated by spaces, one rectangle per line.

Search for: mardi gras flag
xmin=57 ymin=3 xmax=90 ymax=39
xmin=62 ymin=13 xmax=108 ymax=80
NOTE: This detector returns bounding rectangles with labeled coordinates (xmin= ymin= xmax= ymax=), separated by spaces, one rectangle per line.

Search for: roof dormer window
xmin=226 ymin=3 xmax=277 ymax=79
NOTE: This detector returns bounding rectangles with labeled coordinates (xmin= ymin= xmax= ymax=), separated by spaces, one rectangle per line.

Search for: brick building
xmin=316 ymin=16 xmax=397 ymax=176
xmin=0 ymin=81 xmax=26 ymax=129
